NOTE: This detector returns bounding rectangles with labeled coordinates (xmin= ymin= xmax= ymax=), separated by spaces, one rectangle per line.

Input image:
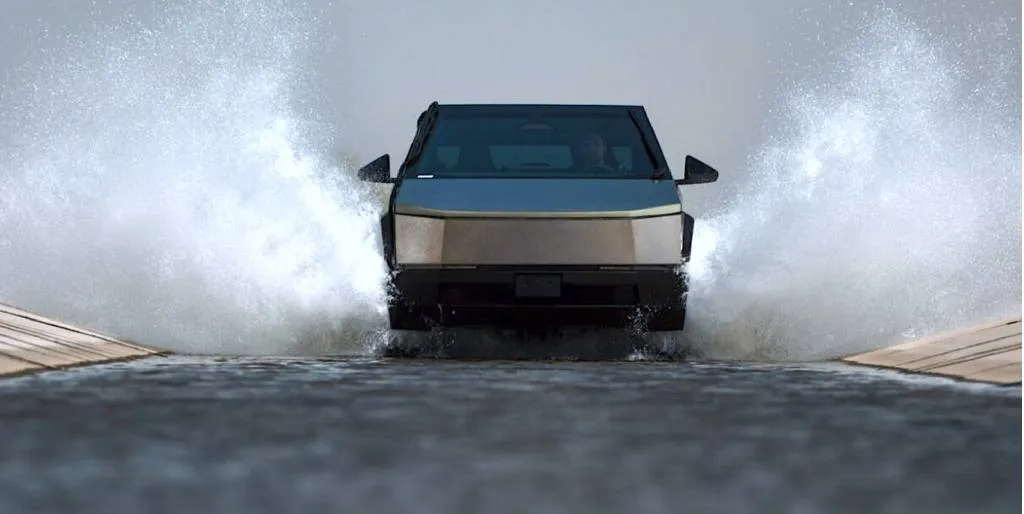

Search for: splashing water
xmin=681 ymin=11 xmax=1021 ymax=361
xmin=1 ymin=4 xmax=1018 ymax=361
xmin=0 ymin=0 xmax=389 ymax=355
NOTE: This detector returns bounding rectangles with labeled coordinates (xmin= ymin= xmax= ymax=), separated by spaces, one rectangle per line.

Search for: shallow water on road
xmin=0 ymin=356 xmax=1019 ymax=514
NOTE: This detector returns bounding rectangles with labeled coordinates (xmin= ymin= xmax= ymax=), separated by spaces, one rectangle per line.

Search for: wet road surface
xmin=0 ymin=355 xmax=1019 ymax=514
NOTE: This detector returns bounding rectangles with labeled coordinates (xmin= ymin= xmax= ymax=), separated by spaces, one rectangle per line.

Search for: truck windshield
xmin=406 ymin=111 xmax=659 ymax=179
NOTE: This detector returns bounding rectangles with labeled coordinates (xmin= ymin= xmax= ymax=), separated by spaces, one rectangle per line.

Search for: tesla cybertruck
xmin=356 ymin=102 xmax=719 ymax=333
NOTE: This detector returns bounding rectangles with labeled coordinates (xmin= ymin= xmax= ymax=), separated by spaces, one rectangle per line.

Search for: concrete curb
xmin=839 ymin=317 xmax=1022 ymax=385
xmin=0 ymin=303 xmax=166 ymax=377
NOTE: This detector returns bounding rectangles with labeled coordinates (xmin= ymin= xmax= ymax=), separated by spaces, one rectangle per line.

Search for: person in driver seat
xmin=574 ymin=133 xmax=617 ymax=172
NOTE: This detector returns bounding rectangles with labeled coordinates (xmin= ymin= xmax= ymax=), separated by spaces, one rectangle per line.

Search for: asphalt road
xmin=0 ymin=355 xmax=1019 ymax=514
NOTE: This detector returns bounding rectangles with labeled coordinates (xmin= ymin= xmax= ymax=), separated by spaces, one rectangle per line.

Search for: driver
xmin=575 ymin=133 xmax=616 ymax=171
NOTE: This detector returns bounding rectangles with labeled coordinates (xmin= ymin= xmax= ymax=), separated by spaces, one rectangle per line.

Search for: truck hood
xmin=393 ymin=178 xmax=681 ymax=218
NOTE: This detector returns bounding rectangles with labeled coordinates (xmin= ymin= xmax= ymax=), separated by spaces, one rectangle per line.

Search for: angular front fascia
xmin=394 ymin=213 xmax=682 ymax=266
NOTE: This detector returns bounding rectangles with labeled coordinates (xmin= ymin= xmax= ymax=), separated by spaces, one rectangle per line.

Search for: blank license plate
xmin=515 ymin=274 xmax=562 ymax=298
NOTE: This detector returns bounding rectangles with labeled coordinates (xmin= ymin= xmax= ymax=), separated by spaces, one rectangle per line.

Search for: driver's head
xmin=576 ymin=133 xmax=606 ymax=166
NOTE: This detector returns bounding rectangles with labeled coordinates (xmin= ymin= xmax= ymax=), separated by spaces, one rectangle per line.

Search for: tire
xmin=646 ymin=306 xmax=686 ymax=331
xmin=387 ymin=299 xmax=434 ymax=331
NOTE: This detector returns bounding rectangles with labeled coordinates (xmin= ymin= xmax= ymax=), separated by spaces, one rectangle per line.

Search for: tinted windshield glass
xmin=408 ymin=111 xmax=657 ymax=178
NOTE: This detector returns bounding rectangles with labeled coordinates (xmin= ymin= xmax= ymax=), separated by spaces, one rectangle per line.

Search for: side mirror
xmin=674 ymin=155 xmax=719 ymax=185
xmin=357 ymin=154 xmax=393 ymax=183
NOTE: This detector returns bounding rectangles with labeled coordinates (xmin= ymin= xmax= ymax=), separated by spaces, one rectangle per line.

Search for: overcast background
xmin=1 ymin=0 xmax=1019 ymax=213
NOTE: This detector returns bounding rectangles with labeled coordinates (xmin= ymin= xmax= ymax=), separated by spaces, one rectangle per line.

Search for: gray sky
xmin=1 ymin=0 xmax=1019 ymax=213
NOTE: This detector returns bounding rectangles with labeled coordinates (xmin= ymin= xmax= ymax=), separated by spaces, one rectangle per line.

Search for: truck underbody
xmin=387 ymin=265 xmax=687 ymax=332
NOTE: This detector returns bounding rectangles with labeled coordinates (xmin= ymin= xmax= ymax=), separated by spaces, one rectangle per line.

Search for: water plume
xmin=681 ymin=10 xmax=1021 ymax=361
xmin=0 ymin=0 xmax=389 ymax=355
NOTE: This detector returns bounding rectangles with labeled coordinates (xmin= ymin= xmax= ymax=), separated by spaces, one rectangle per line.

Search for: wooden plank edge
xmin=839 ymin=359 xmax=1022 ymax=386
xmin=0 ymin=303 xmax=171 ymax=378
xmin=0 ymin=351 xmax=166 ymax=378
xmin=848 ymin=318 xmax=1021 ymax=361
xmin=0 ymin=303 xmax=163 ymax=355
xmin=835 ymin=316 xmax=1023 ymax=386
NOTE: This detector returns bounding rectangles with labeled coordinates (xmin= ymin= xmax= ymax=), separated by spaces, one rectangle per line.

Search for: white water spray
xmin=0 ymin=0 xmax=389 ymax=355
xmin=1 ymin=4 xmax=1018 ymax=361
xmin=681 ymin=11 xmax=1021 ymax=361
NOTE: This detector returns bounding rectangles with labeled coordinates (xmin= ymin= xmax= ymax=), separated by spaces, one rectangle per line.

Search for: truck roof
xmin=428 ymin=103 xmax=647 ymax=116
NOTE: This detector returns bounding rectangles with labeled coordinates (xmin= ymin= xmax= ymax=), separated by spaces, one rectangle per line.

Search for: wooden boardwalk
xmin=0 ymin=303 xmax=163 ymax=377
xmin=2 ymin=300 xmax=1020 ymax=385
xmin=840 ymin=317 xmax=1022 ymax=385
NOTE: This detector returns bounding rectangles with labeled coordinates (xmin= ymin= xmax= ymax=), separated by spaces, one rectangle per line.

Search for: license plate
xmin=515 ymin=274 xmax=562 ymax=298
